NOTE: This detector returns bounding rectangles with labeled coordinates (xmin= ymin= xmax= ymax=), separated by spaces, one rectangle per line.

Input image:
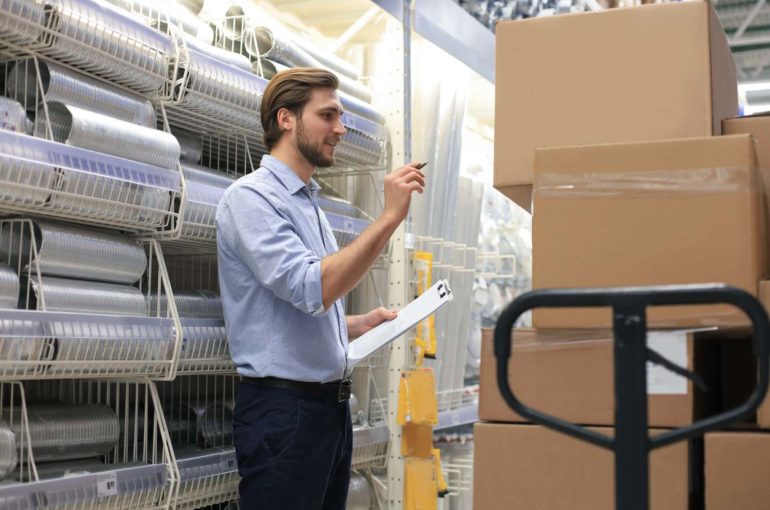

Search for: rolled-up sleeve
xmin=216 ymin=185 xmax=327 ymax=316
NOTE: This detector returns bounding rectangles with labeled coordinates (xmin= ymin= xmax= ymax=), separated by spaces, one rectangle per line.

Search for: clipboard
xmin=347 ymin=279 xmax=453 ymax=371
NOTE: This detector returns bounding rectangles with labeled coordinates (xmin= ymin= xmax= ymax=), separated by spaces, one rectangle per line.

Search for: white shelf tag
xmin=647 ymin=332 xmax=689 ymax=395
xmin=96 ymin=471 xmax=118 ymax=497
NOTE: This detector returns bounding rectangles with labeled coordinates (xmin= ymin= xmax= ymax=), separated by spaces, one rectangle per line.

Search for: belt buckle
xmin=337 ymin=379 xmax=352 ymax=402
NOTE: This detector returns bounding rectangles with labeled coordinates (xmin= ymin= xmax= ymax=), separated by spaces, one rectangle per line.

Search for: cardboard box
xmin=474 ymin=423 xmax=690 ymax=510
xmin=478 ymin=328 xmax=717 ymax=427
xmin=722 ymin=115 xmax=770 ymax=249
xmin=495 ymin=0 xmax=738 ymax=210
xmin=705 ymin=432 xmax=770 ymax=509
xmin=532 ymin=134 xmax=765 ymax=329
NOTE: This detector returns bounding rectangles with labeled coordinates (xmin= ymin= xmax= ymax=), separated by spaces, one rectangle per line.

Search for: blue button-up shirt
xmin=215 ymin=155 xmax=348 ymax=383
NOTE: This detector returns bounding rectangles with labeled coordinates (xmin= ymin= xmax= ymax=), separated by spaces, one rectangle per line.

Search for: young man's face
xmin=294 ymin=87 xmax=346 ymax=168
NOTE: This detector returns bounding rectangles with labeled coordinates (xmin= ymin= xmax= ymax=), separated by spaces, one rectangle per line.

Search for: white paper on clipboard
xmin=346 ymin=279 xmax=453 ymax=372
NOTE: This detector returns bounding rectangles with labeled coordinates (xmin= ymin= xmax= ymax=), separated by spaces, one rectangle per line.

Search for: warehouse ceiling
xmin=716 ymin=0 xmax=770 ymax=83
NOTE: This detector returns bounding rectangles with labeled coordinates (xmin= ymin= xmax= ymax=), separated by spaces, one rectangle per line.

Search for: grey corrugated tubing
xmin=10 ymin=403 xmax=119 ymax=462
xmin=7 ymin=60 xmax=156 ymax=127
xmin=249 ymin=26 xmax=372 ymax=103
xmin=32 ymin=221 xmax=147 ymax=284
xmin=31 ymin=276 xmax=147 ymax=316
xmin=37 ymin=102 xmax=180 ymax=169
xmin=173 ymin=129 xmax=203 ymax=164
xmin=347 ymin=472 xmax=373 ymax=510
xmin=0 ymin=97 xmax=29 ymax=133
xmin=0 ymin=130 xmax=56 ymax=206
xmin=0 ymin=418 xmax=16 ymax=479
xmin=247 ymin=25 xmax=359 ymax=81
xmin=149 ymin=290 xmax=222 ymax=319
xmin=0 ymin=263 xmax=20 ymax=309
xmin=182 ymin=32 xmax=252 ymax=72
xmin=41 ymin=0 xmax=174 ymax=94
xmin=182 ymin=163 xmax=235 ymax=189
xmin=0 ymin=0 xmax=45 ymax=46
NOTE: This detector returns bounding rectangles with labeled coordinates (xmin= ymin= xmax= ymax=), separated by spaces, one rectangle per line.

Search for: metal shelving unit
xmin=0 ymin=379 xmax=178 ymax=510
xmin=0 ymin=0 xmax=487 ymax=508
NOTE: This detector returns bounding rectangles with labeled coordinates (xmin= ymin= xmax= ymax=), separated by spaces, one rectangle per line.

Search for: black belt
xmin=243 ymin=376 xmax=352 ymax=402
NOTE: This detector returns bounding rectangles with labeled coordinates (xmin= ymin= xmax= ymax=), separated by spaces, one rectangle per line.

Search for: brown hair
xmin=260 ymin=67 xmax=339 ymax=151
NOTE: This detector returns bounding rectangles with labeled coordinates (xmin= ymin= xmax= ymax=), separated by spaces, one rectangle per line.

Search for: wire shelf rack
xmin=171 ymin=42 xmax=266 ymax=134
xmin=0 ymin=379 xmax=177 ymax=510
xmin=0 ymin=0 xmax=178 ymax=99
xmin=0 ymin=218 xmax=182 ymax=381
xmin=161 ymin=255 xmax=233 ymax=375
xmin=351 ymin=424 xmax=389 ymax=470
xmin=157 ymin=375 xmax=239 ymax=510
xmin=0 ymin=128 xmax=183 ymax=236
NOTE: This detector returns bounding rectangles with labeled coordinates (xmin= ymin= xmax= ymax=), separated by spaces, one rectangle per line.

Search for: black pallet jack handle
xmin=494 ymin=284 xmax=770 ymax=510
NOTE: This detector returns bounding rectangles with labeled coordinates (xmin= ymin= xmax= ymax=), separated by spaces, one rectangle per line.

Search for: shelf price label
xmin=96 ymin=471 xmax=119 ymax=498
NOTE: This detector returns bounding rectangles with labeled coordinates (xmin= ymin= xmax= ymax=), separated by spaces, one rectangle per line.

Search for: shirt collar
xmin=261 ymin=155 xmax=321 ymax=195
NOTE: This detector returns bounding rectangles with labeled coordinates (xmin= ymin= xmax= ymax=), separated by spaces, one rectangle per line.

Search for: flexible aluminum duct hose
xmin=11 ymin=403 xmax=119 ymax=462
xmin=178 ymin=48 xmax=266 ymax=130
xmin=347 ymin=472 xmax=373 ymax=510
xmin=178 ymin=0 xmax=203 ymax=16
xmin=251 ymin=58 xmax=281 ymax=79
xmin=0 ymin=130 xmax=56 ymax=207
xmin=0 ymin=263 xmax=20 ymax=309
xmin=174 ymin=130 xmax=203 ymax=163
xmin=249 ymin=27 xmax=372 ymax=103
xmin=182 ymin=163 xmax=235 ymax=189
xmin=247 ymin=26 xmax=359 ymax=81
xmin=29 ymin=221 xmax=147 ymax=284
xmin=31 ymin=276 xmax=147 ymax=316
xmin=113 ymin=0 xmax=214 ymax=44
xmin=148 ymin=290 xmax=222 ymax=319
xmin=0 ymin=419 xmax=17 ymax=479
xmin=1 ymin=0 xmax=46 ymax=48
xmin=41 ymin=0 xmax=174 ymax=94
xmin=291 ymin=35 xmax=359 ymax=82
xmin=0 ymin=0 xmax=45 ymax=46
xmin=38 ymin=103 xmax=180 ymax=169
xmin=339 ymin=92 xmax=386 ymax=126
xmin=183 ymin=32 xmax=252 ymax=72
xmin=251 ymin=60 xmax=385 ymax=126
xmin=0 ymin=97 xmax=29 ymax=134
xmin=7 ymin=60 xmax=156 ymax=127
xmin=197 ymin=403 xmax=233 ymax=447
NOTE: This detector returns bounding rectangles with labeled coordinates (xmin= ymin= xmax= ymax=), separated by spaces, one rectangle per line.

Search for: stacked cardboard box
xmin=479 ymin=1 xmax=770 ymax=508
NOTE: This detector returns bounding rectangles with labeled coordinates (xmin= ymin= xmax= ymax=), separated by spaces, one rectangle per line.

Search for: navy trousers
xmin=233 ymin=380 xmax=353 ymax=509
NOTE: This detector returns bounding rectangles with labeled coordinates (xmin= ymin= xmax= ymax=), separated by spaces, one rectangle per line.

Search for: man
xmin=215 ymin=67 xmax=426 ymax=509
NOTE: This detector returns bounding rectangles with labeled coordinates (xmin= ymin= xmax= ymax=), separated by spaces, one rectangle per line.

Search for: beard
xmin=297 ymin=119 xmax=335 ymax=168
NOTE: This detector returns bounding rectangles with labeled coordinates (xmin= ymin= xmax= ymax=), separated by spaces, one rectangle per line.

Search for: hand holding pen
xmin=380 ymin=161 xmax=428 ymax=224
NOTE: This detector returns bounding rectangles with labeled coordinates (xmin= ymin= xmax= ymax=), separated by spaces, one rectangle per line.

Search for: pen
xmin=378 ymin=161 xmax=428 ymax=192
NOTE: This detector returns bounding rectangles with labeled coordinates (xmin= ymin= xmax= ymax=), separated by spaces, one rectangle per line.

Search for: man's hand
xmin=346 ymin=307 xmax=398 ymax=340
xmin=381 ymin=161 xmax=426 ymax=225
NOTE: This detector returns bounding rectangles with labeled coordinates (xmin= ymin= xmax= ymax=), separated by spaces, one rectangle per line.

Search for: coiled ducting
xmin=7 ymin=60 xmax=156 ymax=127
xmin=177 ymin=48 xmax=266 ymax=131
xmin=39 ymin=0 xmax=175 ymax=94
xmin=0 ymin=263 xmax=20 ymax=309
xmin=0 ymin=97 xmax=29 ymax=134
xmin=174 ymin=130 xmax=203 ymax=164
xmin=149 ymin=290 xmax=222 ymax=319
xmin=0 ymin=0 xmax=46 ymax=47
xmin=30 ymin=275 xmax=147 ymax=316
xmin=12 ymin=221 xmax=147 ymax=284
xmin=0 ymin=419 xmax=16 ymax=479
xmin=0 ymin=129 xmax=56 ymax=207
xmin=249 ymin=26 xmax=372 ymax=103
xmin=347 ymin=472 xmax=373 ymax=510
xmin=11 ymin=403 xmax=119 ymax=462
xmin=38 ymin=103 xmax=180 ymax=169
